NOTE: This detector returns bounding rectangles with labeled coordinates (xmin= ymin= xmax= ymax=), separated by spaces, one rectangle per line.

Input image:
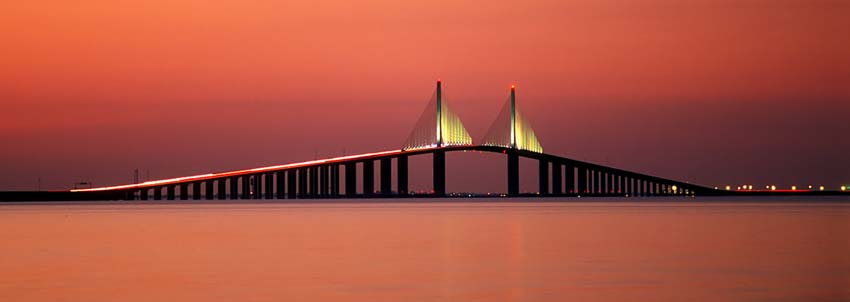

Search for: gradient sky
xmin=1 ymin=0 xmax=848 ymax=192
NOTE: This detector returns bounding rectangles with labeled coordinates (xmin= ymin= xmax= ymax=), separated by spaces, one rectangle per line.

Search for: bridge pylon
xmin=482 ymin=84 xmax=543 ymax=153
xmin=402 ymin=80 xmax=473 ymax=150
xmin=482 ymin=84 xmax=544 ymax=196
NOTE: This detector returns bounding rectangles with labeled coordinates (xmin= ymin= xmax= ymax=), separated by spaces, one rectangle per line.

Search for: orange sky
xmin=1 ymin=0 xmax=848 ymax=191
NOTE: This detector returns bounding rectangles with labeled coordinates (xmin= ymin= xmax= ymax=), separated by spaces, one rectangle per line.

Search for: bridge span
xmin=63 ymin=80 xmax=716 ymax=200
xmin=69 ymin=145 xmax=714 ymax=200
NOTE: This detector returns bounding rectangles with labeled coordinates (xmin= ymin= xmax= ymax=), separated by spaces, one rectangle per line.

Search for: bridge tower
xmin=403 ymin=80 xmax=473 ymax=196
xmin=483 ymin=84 xmax=544 ymax=196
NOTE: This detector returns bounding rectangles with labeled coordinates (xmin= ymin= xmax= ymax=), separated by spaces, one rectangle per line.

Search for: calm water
xmin=1 ymin=198 xmax=848 ymax=302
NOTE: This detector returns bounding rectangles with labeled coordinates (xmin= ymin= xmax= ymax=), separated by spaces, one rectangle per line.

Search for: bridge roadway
xmin=67 ymin=145 xmax=715 ymax=201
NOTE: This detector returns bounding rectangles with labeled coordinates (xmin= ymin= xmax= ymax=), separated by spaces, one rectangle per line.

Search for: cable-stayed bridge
xmin=62 ymin=80 xmax=715 ymax=200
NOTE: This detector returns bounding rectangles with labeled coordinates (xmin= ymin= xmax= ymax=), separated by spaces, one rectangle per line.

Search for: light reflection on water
xmin=1 ymin=198 xmax=848 ymax=302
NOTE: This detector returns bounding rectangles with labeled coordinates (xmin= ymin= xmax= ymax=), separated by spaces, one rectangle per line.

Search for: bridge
xmin=66 ymin=81 xmax=716 ymax=200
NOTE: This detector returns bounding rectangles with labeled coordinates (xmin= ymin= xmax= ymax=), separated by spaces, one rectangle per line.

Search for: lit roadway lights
xmin=724 ymin=183 xmax=844 ymax=192
xmin=71 ymin=149 xmax=406 ymax=192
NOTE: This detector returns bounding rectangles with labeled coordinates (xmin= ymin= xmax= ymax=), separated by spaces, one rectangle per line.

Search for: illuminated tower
xmin=436 ymin=80 xmax=443 ymax=147
xmin=510 ymin=84 xmax=516 ymax=149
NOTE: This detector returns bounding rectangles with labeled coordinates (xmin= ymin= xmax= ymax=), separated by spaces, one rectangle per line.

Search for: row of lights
xmin=720 ymin=185 xmax=848 ymax=191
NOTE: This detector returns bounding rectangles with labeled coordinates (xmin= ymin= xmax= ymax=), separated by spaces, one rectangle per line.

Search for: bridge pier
xmin=565 ymin=165 xmax=574 ymax=194
xmin=204 ymin=180 xmax=213 ymax=200
xmin=539 ymin=159 xmax=549 ymax=195
xmin=380 ymin=158 xmax=392 ymax=195
xmin=609 ymin=173 xmax=615 ymax=194
xmin=265 ymin=173 xmax=273 ymax=199
xmin=326 ymin=165 xmax=333 ymax=196
xmin=590 ymin=170 xmax=596 ymax=195
xmin=241 ymin=176 xmax=250 ymax=199
xmin=363 ymin=160 xmax=374 ymax=196
xmin=577 ymin=167 xmax=587 ymax=194
xmin=309 ymin=167 xmax=318 ymax=198
xmin=251 ymin=174 xmax=256 ymax=199
xmin=287 ymin=170 xmax=296 ymax=199
xmin=319 ymin=166 xmax=327 ymax=197
xmin=334 ymin=165 xmax=341 ymax=197
xmin=154 ymin=187 xmax=162 ymax=200
xmin=140 ymin=188 xmax=148 ymax=200
xmin=217 ymin=179 xmax=225 ymax=200
xmin=179 ymin=183 xmax=188 ymax=200
xmin=345 ymin=163 xmax=356 ymax=197
xmin=276 ymin=171 xmax=285 ymax=199
xmin=434 ymin=150 xmax=446 ymax=196
xmin=552 ymin=162 xmax=562 ymax=195
xmin=616 ymin=175 xmax=622 ymax=194
xmin=229 ymin=177 xmax=238 ymax=199
xmin=397 ymin=155 xmax=408 ymax=195
xmin=298 ymin=168 xmax=307 ymax=198
xmin=507 ymin=151 xmax=519 ymax=196
xmin=324 ymin=165 xmax=332 ymax=196
xmin=191 ymin=182 xmax=200 ymax=200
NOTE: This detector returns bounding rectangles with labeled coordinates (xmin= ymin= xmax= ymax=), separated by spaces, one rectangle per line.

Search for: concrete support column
xmin=325 ymin=166 xmax=332 ymax=196
xmin=309 ymin=167 xmax=318 ymax=198
xmin=230 ymin=177 xmax=238 ymax=199
xmin=507 ymin=152 xmax=519 ymax=196
xmin=319 ymin=166 xmax=327 ymax=197
xmin=363 ymin=160 xmax=374 ymax=196
xmin=298 ymin=169 xmax=307 ymax=198
xmin=154 ymin=187 xmax=162 ymax=200
xmin=251 ymin=175 xmax=259 ymax=199
xmin=241 ymin=176 xmax=250 ymax=199
xmin=204 ymin=180 xmax=213 ymax=200
xmin=577 ymin=167 xmax=587 ymax=194
xmin=552 ymin=162 xmax=562 ymax=195
xmin=539 ymin=159 xmax=549 ymax=195
xmin=276 ymin=172 xmax=285 ymax=199
xmin=287 ymin=170 xmax=297 ymax=199
xmin=380 ymin=158 xmax=392 ymax=195
xmin=140 ymin=188 xmax=148 ymax=200
xmin=616 ymin=175 xmax=622 ymax=194
xmin=167 ymin=185 xmax=175 ymax=200
xmin=264 ymin=173 xmax=273 ymax=199
xmin=397 ymin=155 xmax=408 ymax=195
xmin=345 ymin=163 xmax=356 ymax=197
xmin=332 ymin=165 xmax=340 ymax=197
xmin=565 ymin=165 xmax=574 ymax=194
xmin=595 ymin=170 xmax=601 ymax=194
xmin=434 ymin=150 xmax=446 ymax=196
xmin=217 ymin=179 xmax=226 ymax=200
xmin=180 ymin=183 xmax=189 ymax=200
xmin=610 ymin=173 xmax=616 ymax=194
xmin=191 ymin=182 xmax=201 ymax=200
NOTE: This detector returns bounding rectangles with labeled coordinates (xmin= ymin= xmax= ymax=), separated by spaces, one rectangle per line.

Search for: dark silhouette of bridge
xmin=65 ymin=81 xmax=714 ymax=201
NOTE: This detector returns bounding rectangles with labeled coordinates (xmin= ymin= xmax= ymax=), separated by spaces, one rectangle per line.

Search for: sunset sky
xmin=1 ymin=0 xmax=848 ymax=192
